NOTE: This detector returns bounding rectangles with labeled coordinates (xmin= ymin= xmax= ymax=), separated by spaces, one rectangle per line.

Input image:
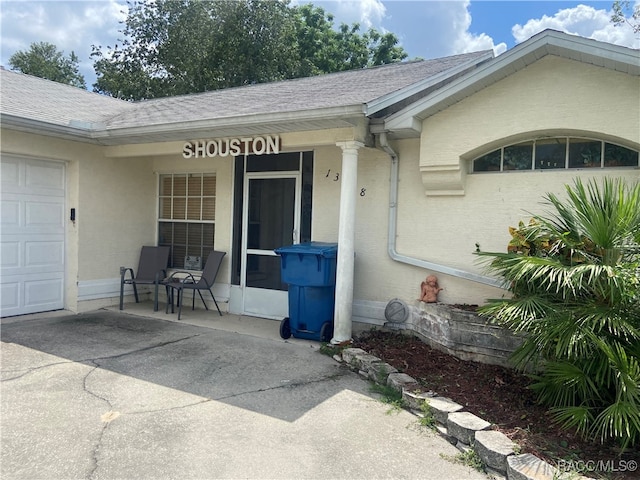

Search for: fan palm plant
xmin=477 ymin=177 xmax=640 ymax=449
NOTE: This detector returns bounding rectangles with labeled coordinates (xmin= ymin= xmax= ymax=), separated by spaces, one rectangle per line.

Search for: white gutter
xmin=378 ymin=132 xmax=505 ymax=288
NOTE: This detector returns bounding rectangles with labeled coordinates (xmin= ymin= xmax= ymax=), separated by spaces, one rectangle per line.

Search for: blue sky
xmin=1 ymin=0 xmax=638 ymax=90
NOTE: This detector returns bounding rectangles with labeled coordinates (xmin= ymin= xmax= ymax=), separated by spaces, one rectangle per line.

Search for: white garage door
xmin=1 ymin=155 xmax=65 ymax=317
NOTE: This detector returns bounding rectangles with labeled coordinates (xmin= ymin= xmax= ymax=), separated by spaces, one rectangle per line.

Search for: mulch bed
xmin=352 ymin=329 xmax=639 ymax=480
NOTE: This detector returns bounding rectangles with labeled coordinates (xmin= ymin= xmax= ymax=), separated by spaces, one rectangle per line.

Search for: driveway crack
xmin=91 ymin=334 xmax=203 ymax=362
xmin=1 ymin=334 xmax=202 ymax=382
xmin=68 ymin=334 xmax=201 ymax=480
xmin=215 ymin=369 xmax=351 ymax=401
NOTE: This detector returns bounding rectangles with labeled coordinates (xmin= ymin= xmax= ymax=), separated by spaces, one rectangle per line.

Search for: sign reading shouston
xmin=183 ymin=135 xmax=280 ymax=158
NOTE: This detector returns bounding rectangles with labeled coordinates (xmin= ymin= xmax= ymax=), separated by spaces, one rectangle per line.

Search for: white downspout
xmin=379 ymin=132 xmax=504 ymax=288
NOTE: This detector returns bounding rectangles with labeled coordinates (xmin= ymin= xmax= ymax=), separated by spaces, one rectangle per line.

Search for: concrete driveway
xmin=1 ymin=308 xmax=487 ymax=480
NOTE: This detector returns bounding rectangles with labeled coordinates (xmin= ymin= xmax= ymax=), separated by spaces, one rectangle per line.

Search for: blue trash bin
xmin=274 ymin=242 xmax=338 ymax=342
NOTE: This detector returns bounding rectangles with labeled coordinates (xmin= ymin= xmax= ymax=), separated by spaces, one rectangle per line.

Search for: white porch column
xmin=331 ymin=141 xmax=363 ymax=344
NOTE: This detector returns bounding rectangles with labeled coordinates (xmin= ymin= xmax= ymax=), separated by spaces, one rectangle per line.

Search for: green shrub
xmin=477 ymin=177 xmax=640 ymax=449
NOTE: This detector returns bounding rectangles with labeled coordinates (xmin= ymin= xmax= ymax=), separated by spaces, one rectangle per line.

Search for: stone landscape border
xmin=333 ymin=347 xmax=590 ymax=480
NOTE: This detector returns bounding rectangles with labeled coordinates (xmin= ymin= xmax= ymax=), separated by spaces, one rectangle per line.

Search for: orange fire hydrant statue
xmin=418 ymin=275 xmax=442 ymax=303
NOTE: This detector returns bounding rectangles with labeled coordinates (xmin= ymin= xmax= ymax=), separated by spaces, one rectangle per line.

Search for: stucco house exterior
xmin=1 ymin=29 xmax=638 ymax=343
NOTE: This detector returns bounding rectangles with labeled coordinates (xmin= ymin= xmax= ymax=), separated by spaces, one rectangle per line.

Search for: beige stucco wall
xmin=78 ymin=155 xmax=156 ymax=280
xmin=395 ymin=55 xmax=640 ymax=307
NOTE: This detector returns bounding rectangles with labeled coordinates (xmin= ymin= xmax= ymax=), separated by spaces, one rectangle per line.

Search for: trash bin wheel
xmin=279 ymin=317 xmax=291 ymax=339
xmin=320 ymin=322 xmax=333 ymax=343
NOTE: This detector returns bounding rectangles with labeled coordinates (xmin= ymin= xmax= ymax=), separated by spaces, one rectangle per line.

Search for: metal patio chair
xmin=119 ymin=246 xmax=170 ymax=311
xmin=165 ymin=250 xmax=226 ymax=320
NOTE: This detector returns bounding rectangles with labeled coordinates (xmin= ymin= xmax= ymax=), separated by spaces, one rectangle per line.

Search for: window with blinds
xmin=158 ymin=173 xmax=216 ymax=269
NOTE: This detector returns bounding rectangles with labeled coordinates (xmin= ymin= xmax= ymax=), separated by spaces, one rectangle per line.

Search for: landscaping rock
xmin=402 ymin=389 xmax=436 ymax=410
xmin=446 ymin=411 xmax=491 ymax=445
xmin=427 ymin=396 xmax=464 ymax=424
xmin=387 ymin=372 xmax=420 ymax=393
xmin=349 ymin=352 xmax=383 ymax=374
xmin=474 ymin=430 xmax=517 ymax=473
xmin=341 ymin=347 xmax=367 ymax=365
xmin=368 ymin=361 xmax=398 ymax=384
xmin=506 ymin=453 xmax=561 ymax=480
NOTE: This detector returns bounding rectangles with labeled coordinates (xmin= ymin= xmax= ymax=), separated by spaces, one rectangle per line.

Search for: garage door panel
xmin=26 ymin=159 xmax=65 ymax=191
xmin=0 ymin=157 xmax=20 ymax=187
xmin=0 ymin=156 xmax=65 ymax=317
xmin=1 ymin=158 xmax=64 ymax=196
xmin=24 ymin=276 xmax=64 ymax=308
xmin=1 ymin=241 xmax=20 ymax=268
xmin=0 ymin=278 xmax=63 ymax=317
xmin=26 ymin=240 xmax=64 ymax=269
xmin=1 ymin=198 xmax=19 ymax=222
xmin=25 ymin=200 xmax=65 ymax=229
xmin=0 ymin=282 xmax=20 ymax=310
xmin=1 ymin=193 xmax=64 ymax=234
xmin=1 ymin=236 xmax=63 ymax=274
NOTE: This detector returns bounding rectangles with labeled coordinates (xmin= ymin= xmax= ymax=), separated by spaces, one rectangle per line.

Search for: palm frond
xmin=591 ymin=401 xmax=640 ymax=448
xmin=550 ymin=405 xmax=594 ymax=438
xmin=477 ymin=177 xmax=640 ymax=447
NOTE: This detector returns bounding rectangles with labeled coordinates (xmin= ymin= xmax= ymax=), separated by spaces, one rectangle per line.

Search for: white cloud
xmin=512 ymin=3 xmax=639 ymax=49
xmin=0 ymin=0 xmax=127 ymax=85
xmin=456 ymin=31 xmax=507 ymax=56
xmin=308 ymin=0 xmax=388 ymax=31
xmin=328 ymin=0 xmax=387 ymax=28
xmin=446 ymin=1 xmax=507 ymax=56
xmin=380 ymin=1 xmax=506 ymax=58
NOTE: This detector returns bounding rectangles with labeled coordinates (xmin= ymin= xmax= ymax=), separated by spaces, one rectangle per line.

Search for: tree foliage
xmin=477 ymin=178 xmax=640 ymax=449
xmin=8 ymin=41 xmax=86 ymax=89
xmin=611 ymin=0 xmax=640 ymax=33
xmin=93 ymin=0 xmax=297 ymax=99
xmin=92 ymin=0 xmax=408 ymax=100
xmin=293 ymin=3 xmax=406 ymax=77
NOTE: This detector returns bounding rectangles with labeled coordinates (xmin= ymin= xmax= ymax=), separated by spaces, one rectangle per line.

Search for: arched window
xmin=472 ymin=137 xmax=639 ymax=173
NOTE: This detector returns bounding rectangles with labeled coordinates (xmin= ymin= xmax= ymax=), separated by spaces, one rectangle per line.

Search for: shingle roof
xmin=104 ymin=52 xmax=491 ymax=129
xmin=1 ymin=51 xmax=490 ymax=135
xmin=0 ymin=68 xmax=134 ymax=128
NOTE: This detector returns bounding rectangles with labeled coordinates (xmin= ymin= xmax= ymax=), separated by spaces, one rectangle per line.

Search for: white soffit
xmin=384 ymin=30 xmax=640 ymax=135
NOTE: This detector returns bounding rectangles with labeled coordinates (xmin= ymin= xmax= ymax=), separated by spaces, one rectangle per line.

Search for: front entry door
xmin=242 ymin=173 xmax=300 ymax=318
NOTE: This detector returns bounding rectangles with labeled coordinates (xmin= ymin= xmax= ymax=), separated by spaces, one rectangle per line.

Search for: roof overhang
xmin=1 ymin=104 xmax=368 ymax=146
xmin=365 ymin=51 xmax=494 ymax=117
xmin=383 ymin=30 xmax=640 ymax=138
xmin=0 ymin=114 xmax=101 ymax=144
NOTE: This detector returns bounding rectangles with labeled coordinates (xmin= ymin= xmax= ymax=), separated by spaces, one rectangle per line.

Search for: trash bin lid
xmin=274 ymin=242 xmax=338 ymax=258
